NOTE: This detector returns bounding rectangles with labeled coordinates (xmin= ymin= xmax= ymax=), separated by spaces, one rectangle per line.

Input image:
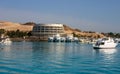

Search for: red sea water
xmin=0 ymin=42 xmax=120 ymax=74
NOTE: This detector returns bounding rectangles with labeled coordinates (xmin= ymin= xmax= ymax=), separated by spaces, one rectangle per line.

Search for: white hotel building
xmin=32 ymin=24 xmax=65 ymax=38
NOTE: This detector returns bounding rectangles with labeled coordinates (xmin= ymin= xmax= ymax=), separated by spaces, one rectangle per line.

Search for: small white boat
xmin=73 ymin=37 xmax=79 ymax=42
xmin=66 ymin=36 xmax=73 ymax=42
xmin=0 ymin=37 xmax=12 ymax=44
xmin=60 ymin=37 xmax=66 ymax=42
xmin=115 ymin=38 xmax=120 ymax=43
xmin=48 ymin=37 xmax=54 ymax=42
xmin=53 ymin=34 xmax=61 ymax=42
xmin=93 ymin=38 xmax=118 ymax=49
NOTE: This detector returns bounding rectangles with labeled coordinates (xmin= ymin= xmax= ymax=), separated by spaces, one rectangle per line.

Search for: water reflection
xmin=100 ymin=49 xmax=117 ymax=54
xmin=94 ymin=49 xmax=117 ymax=55
xmin=31 ymin=42 xmax=81 ymax=70
xmin=94 ymin=48 xmax=117 ymax=65
xmin=0 ymin=42 xmax=120 ymax=73
xmin=0 ymin=44 xmax=12 ymax=58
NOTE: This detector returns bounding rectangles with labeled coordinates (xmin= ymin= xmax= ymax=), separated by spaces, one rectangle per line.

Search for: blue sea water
xmin=0 ymin=42 xmax=120 ymax=74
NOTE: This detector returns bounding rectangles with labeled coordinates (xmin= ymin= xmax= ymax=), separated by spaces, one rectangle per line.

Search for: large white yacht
xmin=93 ymin=38 xmax=118 ymax=49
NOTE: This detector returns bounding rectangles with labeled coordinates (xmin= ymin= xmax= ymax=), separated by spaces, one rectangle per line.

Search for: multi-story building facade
xmin=32 ymin=24 xmax=64 ymax=39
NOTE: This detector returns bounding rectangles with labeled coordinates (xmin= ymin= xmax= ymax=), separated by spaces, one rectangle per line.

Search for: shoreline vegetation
xmin=10 ymin=38 xmax=47 ymax=42
xmin=0 ymin=21 xmax=120 ymax=42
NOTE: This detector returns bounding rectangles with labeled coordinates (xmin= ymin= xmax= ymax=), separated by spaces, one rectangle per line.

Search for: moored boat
xmin=0 ymin=37 xmax=12 ymax=44
xmin=48 ymin=37 xmax=54 ymax=42
xmin=93 ymin=38 xmax=118 ymax=49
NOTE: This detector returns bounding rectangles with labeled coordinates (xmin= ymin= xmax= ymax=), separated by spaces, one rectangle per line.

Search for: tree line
xmin=0 ymin=29 xmax=32 ymax=38
xmin=101 ymin=32 xmax=120 ymax=38
xmin=0 ymin=29 xmax=120 ymax=38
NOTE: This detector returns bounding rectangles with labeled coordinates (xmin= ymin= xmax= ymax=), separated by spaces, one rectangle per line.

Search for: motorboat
xmin=48 ymin=34 xmax=61 ymax=42
xmin=48 ymin=37 xmax=54 ymax=42
xmin=115 ymin=38 xmax=120 ymax=43
xmin=60 ymin=37 xmax=66 ymax=42
xmin=0 ymin=37 xmax=12 ymax=44
xmin=53 ymin=34 xmax=61 ymax=42
xmin=93 ymin=38 xmax=118 ymax=49
xmin=66 ymin=36 xmax=73 ymax=42
xmin=73 ymin=37 xmax=79 ymax=42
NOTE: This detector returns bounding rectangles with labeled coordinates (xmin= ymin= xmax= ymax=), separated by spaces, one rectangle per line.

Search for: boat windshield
xmin=95 ymin=41 xmax=105 ymax=46
xmin=100 ymin=42 xmax=104 ymax=45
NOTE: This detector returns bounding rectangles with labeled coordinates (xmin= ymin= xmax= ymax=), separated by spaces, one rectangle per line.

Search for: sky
xmin=0 ymin=0 xmax=120 ymax=32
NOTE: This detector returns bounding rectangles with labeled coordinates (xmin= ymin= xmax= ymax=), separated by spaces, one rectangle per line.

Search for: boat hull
xmin=93 ymin=43 xmax=117 ymax=49
xmin=93 ymin=46 xmax=116 ymax=49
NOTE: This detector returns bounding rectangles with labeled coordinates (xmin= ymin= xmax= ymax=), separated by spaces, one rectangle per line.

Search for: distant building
xmin=32 ymin=24 xmax=64 ymax=39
